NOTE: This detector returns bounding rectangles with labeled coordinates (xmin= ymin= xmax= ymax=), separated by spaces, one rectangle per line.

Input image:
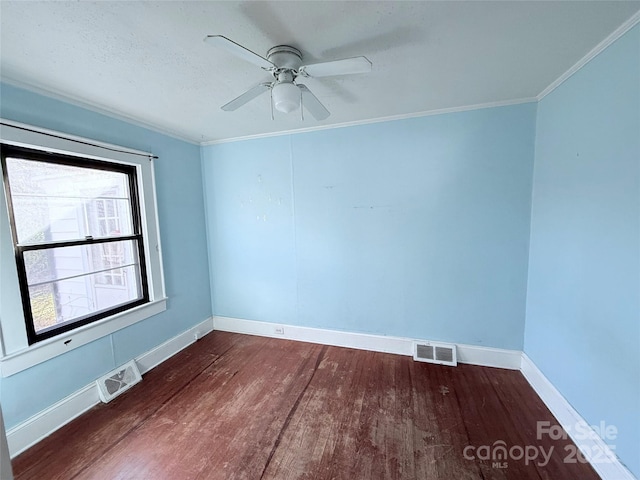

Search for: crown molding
xmin=5 ymin=8 xmax=637 ymax=146
xmin=0 ymin=76 xmax=201 ymax=145
xmin=537 ymin=9 xmax=640 ymax=101
xmin=201 ymin=97 xmax=538 ymax=146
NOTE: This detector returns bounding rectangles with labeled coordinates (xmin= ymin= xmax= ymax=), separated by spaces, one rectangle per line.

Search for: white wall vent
xmin=413 ymin=341 xmax=457 ymax=366
xmin=96 ymin=360 xmax=142 ymax=403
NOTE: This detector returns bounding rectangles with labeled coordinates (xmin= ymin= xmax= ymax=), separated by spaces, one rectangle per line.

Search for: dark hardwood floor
xmin=12 ymin=331 xmax=599 ymax=479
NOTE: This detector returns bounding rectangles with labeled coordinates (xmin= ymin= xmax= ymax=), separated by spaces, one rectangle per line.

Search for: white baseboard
xmin=135 ymin=317 xmax=214 ymax=374
xmin=212 ymin=316 xmax=522 ymax=370
xmin=456 ymin=343 xmax=522 ymax=370
xmin=5 ymin=383 xmax=99 ymax=459
xmin=521 ymin=353 xmax=636 ymax=480
xmin=6 ymin=317 xmax=214 ymax=458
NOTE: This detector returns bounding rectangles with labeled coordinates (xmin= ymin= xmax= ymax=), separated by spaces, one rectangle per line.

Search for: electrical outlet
xmin=274 ymin=326 xmax=285 ymax=335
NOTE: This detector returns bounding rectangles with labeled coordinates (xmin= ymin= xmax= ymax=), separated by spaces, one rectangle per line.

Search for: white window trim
xmin=0 ymin=119 xmax=167 ymax=377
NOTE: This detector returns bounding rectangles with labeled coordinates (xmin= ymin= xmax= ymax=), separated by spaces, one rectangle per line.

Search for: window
xmin=1 ymin=145 xmax=150 ymax=344
xmin=0 ymin=120 xmax=166 ymax=376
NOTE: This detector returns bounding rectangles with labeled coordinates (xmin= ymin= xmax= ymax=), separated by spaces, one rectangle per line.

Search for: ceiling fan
xmin=204 ymin=35 xmax=372 ymax=121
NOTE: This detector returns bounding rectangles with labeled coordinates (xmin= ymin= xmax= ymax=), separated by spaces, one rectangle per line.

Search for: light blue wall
xmin=203 ymin=103 xmax=537 ymax=350
xmin=525 ymin=25 xmax=640 ymax=477
xmin=2 ymin=22 xmax=637 ymax=475
xmin=0 ymin=83 xmax=212 ymax=428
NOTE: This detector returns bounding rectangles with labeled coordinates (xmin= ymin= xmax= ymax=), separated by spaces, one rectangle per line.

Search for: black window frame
xmin=1 ymin=144 xmax=150 ymax=344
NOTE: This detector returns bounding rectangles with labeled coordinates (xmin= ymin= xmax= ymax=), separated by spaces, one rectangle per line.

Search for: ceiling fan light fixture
xmin=206 ymin=36 xmax=372 ymax=120
xmin=272 ymin=82 xmax=300 ymax=113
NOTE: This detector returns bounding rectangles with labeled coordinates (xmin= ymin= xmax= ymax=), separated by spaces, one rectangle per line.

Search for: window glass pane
xmin=29 ymin=283 xmax=57 ymax=334
xmin=23 ymin=240 xmax=138 ymax=286
xmin=5 ymin=157 xmax=133 ymax=244
xmin=28 ymin=264 xmax=143 ymax=334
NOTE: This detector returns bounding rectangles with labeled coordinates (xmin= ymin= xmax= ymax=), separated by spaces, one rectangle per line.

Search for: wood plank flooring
xmin=12 ymin=332 xmax=600 ymax=479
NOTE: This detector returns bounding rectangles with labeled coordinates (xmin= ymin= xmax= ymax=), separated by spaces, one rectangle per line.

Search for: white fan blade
xmin=298 ymin=84 xmax=330 ymax=121
xmin=204 ymin=35 xmax=275 ymax=70
xmin=299 ymin=56 xmax=372 ymax=78
xmin=222 ymin=83 xmax=271 ymax=111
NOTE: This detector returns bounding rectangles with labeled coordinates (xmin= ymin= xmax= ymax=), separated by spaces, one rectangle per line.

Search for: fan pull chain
xmin=270 ymin=88 xmax=275 ymax=121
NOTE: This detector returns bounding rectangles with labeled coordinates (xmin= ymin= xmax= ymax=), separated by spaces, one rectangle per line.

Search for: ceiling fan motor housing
xmin=267 ymin=45 xmax=302 ymax=71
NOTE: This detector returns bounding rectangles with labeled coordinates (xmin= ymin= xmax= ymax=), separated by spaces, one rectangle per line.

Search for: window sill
xmin=1 ymin=298 xmax=167 ymax=377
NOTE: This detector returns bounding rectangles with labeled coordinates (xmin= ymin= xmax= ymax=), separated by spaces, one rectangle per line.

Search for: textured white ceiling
xmin=1 ymin=1 xmax=639 ymax=143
